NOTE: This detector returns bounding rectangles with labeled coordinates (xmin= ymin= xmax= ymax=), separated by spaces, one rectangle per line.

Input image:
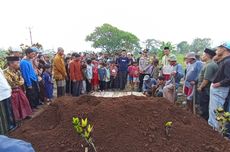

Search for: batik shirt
xmin=4 ymin=68 xmax=24 ymax=88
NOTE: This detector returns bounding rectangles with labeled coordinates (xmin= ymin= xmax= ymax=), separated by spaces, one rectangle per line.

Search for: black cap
xmin=204 ymin=48 xmax=216 ymax=57
xmin=164 ymin=47 xmax=170 ymax=50
xmin=6 ymin=56 xmax=20 ymax=62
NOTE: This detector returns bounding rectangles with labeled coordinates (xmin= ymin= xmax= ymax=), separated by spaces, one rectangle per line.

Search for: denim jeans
xmin=208 ymin=85 xmax=230 ymax=129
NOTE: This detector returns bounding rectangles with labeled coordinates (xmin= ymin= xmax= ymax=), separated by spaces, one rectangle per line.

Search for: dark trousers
xmin=0 ymin=97 xmax=16 ymax=132
xmin=57 ymin=87 xmax=65 ymax=97
xmin=72 ymin=81 xmax=82 ymax=97
xmin=66 ymin=79 xmax=71 ymax=94
xmin=99 ymin=81 xmax=105 ymax=91
xmin=119 ymin=71 xmax=127 ymax=90
xmin=39 ymin=80 xmax=45 ymax=102
xmin=86 ymin=79 xmax=92 ymax=93
xmin=105 ymin=81 xmax=110 ymax=90
xmin=139 ymin=74 xmax=149 ymax=92
xmin=26 ymin=81 xmax=40 ymax=109
xmin=198 ymin=87 xmax=210 ymax=121
xmin=110 ymin=76 xmax=117 ymax=89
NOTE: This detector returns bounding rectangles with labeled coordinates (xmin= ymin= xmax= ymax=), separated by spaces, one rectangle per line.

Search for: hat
xmin=11 ymin=47 xmax=22 ymax=52
xmin=185 ymin=52 xmax=196 ymax=59
xmin=164 ymin=47 xmax=170 ymax=50
xmin=143 ymin=75 xmax=150 ymax=81
xmin=6 ymin=56 xmax=20 ymax=62
xmin=204 ymin=48 xmax=216 ymax=57
xmin=219 ymin=42 xmax=230 ymax=50
xmin=25 ymin=47 xmax=38 ymax=54
xmin=169 ymin=56 xmax=177 ymax=62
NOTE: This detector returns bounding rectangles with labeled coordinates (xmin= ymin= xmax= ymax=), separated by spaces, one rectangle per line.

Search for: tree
xmin=177 ymin=41 xmax=190 ymax=53
xmin=143 ymin=39 xmax=161 ymax=55
xmin=86 ymin=23 xmax=141 ymax=54
xmin=190 ymin=38 xmax=212 ymax=53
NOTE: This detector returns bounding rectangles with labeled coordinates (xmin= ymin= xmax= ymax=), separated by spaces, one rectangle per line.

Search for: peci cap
xmin=204 ymin=48 xmax=216 ymax=57
xmin=6 ymin=56 xmax=20 ymax=62
xmin=164 ymin=47 xmax=170 ymax=50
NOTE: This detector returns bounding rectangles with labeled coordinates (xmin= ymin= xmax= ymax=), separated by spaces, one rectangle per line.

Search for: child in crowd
xmin=98 ymin=63 xmax=106 ymax=91
xmin=128 ymin=63 xmax=134 ymax=90
xmin=42 ymin=64 xmax=53 ymax=102
xmin=91 ymin=60 xmax=99 ymax=91
xmin=105 ymin=63 xmax=111 ymax=90
xmin=132 ymin=62 xmax=140 ymax=91
xmin=110 ymin=61 xmax=118 ymax=90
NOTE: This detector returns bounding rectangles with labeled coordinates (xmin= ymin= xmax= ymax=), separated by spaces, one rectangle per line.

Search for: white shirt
xmin=0 ymin=68 xmax=11 ymax=101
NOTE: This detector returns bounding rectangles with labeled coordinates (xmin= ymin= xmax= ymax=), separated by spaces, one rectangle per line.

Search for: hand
xmin=88 ymin=79 xmax=91 ymax=83
xmin=197 ymin=87 xmax=202 ymax=92
xmin=73 ymin=80 xmax=76 ymax=82
xmin=28 ymin=86 xmax=32 ymax=89
xmin=171 ymin=71 xmax=176 ymax=76
xmin=190 ymin=81 xmax=195 ymax=85
xmin=212 ymin=83 xmax=221 ymax=88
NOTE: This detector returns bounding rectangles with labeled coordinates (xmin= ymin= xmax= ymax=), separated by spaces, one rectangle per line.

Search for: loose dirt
xmin=10 ymin=95 xmax=230 ymax=152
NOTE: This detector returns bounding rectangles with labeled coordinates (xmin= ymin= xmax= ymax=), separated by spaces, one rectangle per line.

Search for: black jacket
xmin=213 ymin=56 xmax=230 ymax=87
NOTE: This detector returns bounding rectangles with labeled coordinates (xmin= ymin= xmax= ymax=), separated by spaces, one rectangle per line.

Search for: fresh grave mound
xmin=10 ymin=95 xmax=230 ymax=152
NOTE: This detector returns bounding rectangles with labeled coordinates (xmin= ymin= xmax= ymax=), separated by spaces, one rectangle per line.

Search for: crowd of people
xmin=0 ymin=42 xmax=230 ymax=138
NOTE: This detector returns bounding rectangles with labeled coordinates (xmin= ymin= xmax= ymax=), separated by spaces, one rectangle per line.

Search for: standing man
xmin=69 ymin=54 xmax=83 ymax=96
xmin=53 ymin=47 xmax=67 ymax=97
xmin=208 ymin=42 xmax=230 ymax=129
xmin=184 ymin=52 xmax=203 ymax=112
xmin=161 ymin=47 xmax=176 ymax=81
xmin=197 ymin=48 xmax=218 ymax=121
xmin=116 ymin=50 xmax=129 ymax=90
xmin=139 ymin=49 xmax=151 ymax=92
xmin=0 ymin=68 xmax=16 ymax=134
xmin=20 ymin=47 xmax=39 ymax=109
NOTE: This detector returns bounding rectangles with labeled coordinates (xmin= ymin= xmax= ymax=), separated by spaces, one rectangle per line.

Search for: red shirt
xmin=69 ymin=60 xmax=83 ymax=81
xmin=128 ymin=65 xmax=139 ymax=78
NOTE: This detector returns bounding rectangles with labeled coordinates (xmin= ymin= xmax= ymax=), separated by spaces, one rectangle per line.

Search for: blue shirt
xmin=143 ymin=78 xmax=157 ymax=92
xmin=20 ymin=59 xmax=38 ymax=87
xmin=0 ymin=135 xmax=35 ymax=152
xmin=116 ymin=57 xmax=129 ymax=72
xmin=185 ymin=61 xmax=203 ymax=88
xmin=98 ymin=67 xmax=106 ymax=81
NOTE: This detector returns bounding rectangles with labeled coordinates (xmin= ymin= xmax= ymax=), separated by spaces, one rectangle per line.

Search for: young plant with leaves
xmin=72 ymin=117 xmax=97 ymax=152
xmin=215 ymin=107 xmax=230 ymax=136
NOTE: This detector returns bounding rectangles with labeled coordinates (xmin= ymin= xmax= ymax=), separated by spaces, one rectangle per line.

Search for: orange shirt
xmin=69 ymin=60 xmax=83 ymax=81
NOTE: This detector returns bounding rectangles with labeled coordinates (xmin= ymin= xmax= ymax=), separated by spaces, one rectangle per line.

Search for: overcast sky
xmin=0 ymin=0 xmax=229 ymax=52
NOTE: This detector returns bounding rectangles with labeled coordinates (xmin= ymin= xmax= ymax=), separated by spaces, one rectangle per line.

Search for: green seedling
xmin=72 ymin=117 xmax=97 ymax=152
xmin=165 ymin=121 xmax=173 ymax=136
xmin=215 ymin=107 xmax=230 ymax=135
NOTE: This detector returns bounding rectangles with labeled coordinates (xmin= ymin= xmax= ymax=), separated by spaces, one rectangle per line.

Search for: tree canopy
xmin=177 ymin=41 xmax=190 ymax=53
xmin=86 ymin=23 xmax=140 ymax=54
xmin=190 ymin=38 xmax=212 ymax=53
